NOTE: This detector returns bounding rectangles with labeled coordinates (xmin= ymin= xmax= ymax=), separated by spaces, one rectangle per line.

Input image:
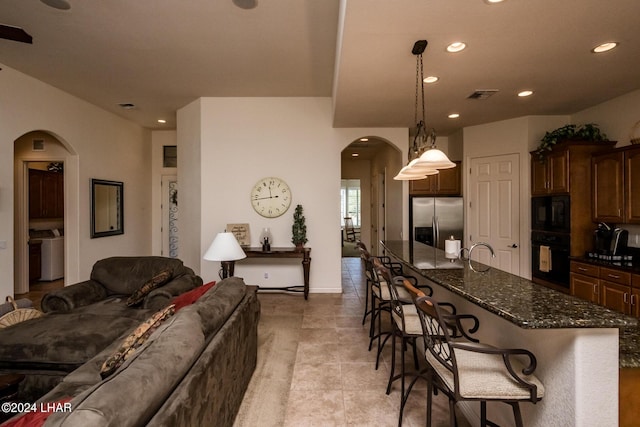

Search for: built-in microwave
xmin=531 ymin=195 xmax=570 ymax=233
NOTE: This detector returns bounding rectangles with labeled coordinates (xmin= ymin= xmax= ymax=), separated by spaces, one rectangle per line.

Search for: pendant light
xmin=394 ymin=40 xmax=455 ymax=181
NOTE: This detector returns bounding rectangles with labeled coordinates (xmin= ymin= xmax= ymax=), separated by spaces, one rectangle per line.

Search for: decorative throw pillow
xmin=172 ymin=281 xmax=216 ymax=312
xmin=1 ymin=397 xmax=72 ymax=427
xmin=100 ymin=304 xmax=175 ymax=379
xmin=126 ymin=269 xmax=172 ymax=307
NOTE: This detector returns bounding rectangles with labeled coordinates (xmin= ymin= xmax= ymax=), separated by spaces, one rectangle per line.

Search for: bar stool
xmin=414 ymin=295 xmax=545 ymax=427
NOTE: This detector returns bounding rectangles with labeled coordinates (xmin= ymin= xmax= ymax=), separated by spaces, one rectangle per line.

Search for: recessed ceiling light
xmin=118 ymin=103 xmax=136 ymax=110
xmin=351 ymin=153 xmax=359 ymax=157
xmin=424 ymin=76 xmax=439 ymax=84
xmin=359 ymin=137 xmax=369 ymax=142
xmin=448 ymin=113 xmax=460 ymax=119
xmin=518 ymin=90 xmax=534 ymax=97
xmin=40 ymin=0 xmax=71 ymax=10
xmin=592 ymin=42 xmax=618 ymax=53
xmin=447 ymin=42 xmax=466 ymax=53
xmin=484 ymin=0 xmax=506 ymax=4
xmin=157 ymin=119 xmax=167 ymax=124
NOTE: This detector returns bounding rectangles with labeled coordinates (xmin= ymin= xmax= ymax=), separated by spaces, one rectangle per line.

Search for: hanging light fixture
xmin=394 ymin=40 xmax=455 ymax=180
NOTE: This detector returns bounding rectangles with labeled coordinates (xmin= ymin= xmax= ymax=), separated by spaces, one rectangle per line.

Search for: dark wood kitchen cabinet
xmin=592 ymin=151 xmax=624 ymax=223
xmin=29 ymin=169 xmax=64 ymax=219
xmin=625 ymin=146 xmax=640 ymax=223
xmin=571 ymin=260 xmax=639 ymax=316
xmin=531 ymin=149 xmax=568 ymax=195
xmin=409 ymin=161 xmax=461 ymax=196
xmin=570 ymin=261 xmax=600 ymax=304
xmin=592 ymin=145 xmax=640 ymax=224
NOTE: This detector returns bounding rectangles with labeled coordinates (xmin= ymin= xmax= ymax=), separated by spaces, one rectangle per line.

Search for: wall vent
xmin=467 ymin=89 xmax=499 ymax=100
xmin=32 ymin=139 xmax=45 ymax=151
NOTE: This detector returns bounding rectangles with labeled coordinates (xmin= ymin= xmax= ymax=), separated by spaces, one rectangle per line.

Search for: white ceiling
xmin=1 ymin=0 xmax=639 ymax=136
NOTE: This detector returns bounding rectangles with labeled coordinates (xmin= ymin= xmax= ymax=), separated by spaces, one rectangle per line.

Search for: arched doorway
xmin=340 ymin=136 xmax=403 ymax=256
xmin=14 ymin=130 xmax=77 ymax=294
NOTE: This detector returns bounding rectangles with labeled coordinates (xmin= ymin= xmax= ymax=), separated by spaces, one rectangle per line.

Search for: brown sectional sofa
xmin=0 ymin=256 xmax=261 ymax=426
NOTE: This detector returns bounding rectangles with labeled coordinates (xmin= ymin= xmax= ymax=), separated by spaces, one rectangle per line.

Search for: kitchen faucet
xmin=459 ymin=242 xmax=495 ymax=272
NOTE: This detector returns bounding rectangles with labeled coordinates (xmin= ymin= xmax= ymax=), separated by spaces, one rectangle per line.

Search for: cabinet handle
xmin=578 ymin=267 xmax=587 ymax=271
xmin=632 ymin=295 xmax=636 ymax=306
xmin=607 ymin=274 xmax=620 ymax=280
xmin=593 ymin=284 xmax=598 ymax=295
xmin=624 ymin=293 xmax=629 ymax=304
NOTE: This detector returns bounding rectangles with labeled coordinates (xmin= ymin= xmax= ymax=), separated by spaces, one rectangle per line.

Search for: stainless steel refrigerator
xmin=410 ymin=197 xmax=464 ymax=250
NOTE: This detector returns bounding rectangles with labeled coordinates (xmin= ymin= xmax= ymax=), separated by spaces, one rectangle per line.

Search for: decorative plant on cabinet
xmin=291 ymin=204 xmax=308 ymax=251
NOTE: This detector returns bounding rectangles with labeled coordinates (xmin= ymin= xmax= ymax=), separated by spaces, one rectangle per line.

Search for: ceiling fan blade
xmin=0 ymin=24 xmax=33 ymax=44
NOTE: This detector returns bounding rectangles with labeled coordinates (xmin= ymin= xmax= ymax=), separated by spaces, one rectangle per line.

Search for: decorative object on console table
xmin=203 ymin=232 xmax=247 ymax=279
xmin=259 ymin=228 xmax=272 ymax=252
xmin=227 ymin=223 xmax=250 ymax=247
xmin=291 ymin=204 xmax=308 ymax=251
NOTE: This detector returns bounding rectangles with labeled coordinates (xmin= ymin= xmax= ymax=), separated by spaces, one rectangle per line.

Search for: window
xmin=163 ymin=146 xmax=177 ymax=168
xmin=341 ymin=179 xmax=361 ymax=227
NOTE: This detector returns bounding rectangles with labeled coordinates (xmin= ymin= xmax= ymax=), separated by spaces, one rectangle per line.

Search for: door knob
xmin=509 ymin=244 xmax=518 ymax=248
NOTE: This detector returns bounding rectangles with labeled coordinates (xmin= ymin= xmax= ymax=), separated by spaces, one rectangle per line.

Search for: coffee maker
xmin=593 ymin=223 xmax=612 ymax=255
xmin=610 ymin=228 xmax=629 ymax=256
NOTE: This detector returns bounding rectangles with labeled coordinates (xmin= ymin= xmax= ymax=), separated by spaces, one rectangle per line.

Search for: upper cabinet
xmin=29 ymin=169 xmax=64 ymax=219
xmin=592 ymin=145 xmax=640 ymax=224
xmin=531 ymin=140 xmax=617 ymax=197
xmin=409 ymin=161 xmax=461 ymax=196
xmin=531 ymin=150 xmax=569 ymax=195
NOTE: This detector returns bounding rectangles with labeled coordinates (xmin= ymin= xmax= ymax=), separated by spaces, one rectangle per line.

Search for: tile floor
xmin=263 ymin=256 xmax=470 ymax=427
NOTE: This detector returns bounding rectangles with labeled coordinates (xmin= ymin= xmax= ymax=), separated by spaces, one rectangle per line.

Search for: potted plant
xmin=291 ymin=204 xmax=308 ymax=251
xmin=535 ymin=123 xmax=607 ymax=160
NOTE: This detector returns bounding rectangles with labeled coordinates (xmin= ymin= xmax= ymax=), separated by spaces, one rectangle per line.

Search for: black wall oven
xmin=531 ymin=195 xmax=571 ymax=289
xmin=531 ymin=195 xmax=570 ymax=233
xmin=531 ymin=231 xmax=570 ymax=289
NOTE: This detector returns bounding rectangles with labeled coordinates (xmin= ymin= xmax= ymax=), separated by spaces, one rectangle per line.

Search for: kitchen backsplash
xmin=621 ymin=224 xmax=640 ymax=248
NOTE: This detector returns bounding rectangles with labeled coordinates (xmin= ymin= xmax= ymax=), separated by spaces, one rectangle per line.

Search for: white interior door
xmin=468 ymin=154 xmax=520 ymax=274
xmin=161 ymin=175 xmax=179 ymax=258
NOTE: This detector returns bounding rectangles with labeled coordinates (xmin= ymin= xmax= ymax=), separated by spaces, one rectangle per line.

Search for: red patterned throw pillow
xmin=171 ymin=281 xmax=216 ymax=312
xmin=126 ymin=269 xmax=172 ymax=307
xmin=99 ymin=304 xmax=175 ymax=379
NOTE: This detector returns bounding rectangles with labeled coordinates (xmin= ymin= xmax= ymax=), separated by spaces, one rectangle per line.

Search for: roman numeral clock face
xmin=250 ymin=177 xmax=292 ymax=218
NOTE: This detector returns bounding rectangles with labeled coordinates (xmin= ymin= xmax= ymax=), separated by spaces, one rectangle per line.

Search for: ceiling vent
xmin=467 ymin=89 xmax=499 ymax=100
xmin=32 ymin=139 xmax=45 ymax=151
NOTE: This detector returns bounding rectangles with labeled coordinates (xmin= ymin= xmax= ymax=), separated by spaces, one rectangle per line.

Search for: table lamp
xmin=203 ymin=232 xmax=247 ymax=279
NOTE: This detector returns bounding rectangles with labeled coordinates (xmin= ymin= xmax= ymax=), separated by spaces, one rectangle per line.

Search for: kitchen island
xmin=382 ymin=240 xmax=638 ymax=427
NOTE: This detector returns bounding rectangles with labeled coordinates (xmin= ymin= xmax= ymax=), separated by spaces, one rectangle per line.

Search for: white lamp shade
xmin=406 ymin=158 xmax=440 ymax=175
xmin=203 ymin=232 xmax=247 ymax=261
xmin=416 ymin=148 xmax=456 ymax=169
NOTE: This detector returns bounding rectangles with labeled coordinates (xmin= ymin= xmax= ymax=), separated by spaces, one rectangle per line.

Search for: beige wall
xmin=0 ymin=64 xmax=152 ymax=297
xmin=178 ymin=97 xmax=407 ymax=291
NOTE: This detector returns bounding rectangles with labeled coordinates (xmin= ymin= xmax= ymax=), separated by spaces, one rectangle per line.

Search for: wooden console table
xmin=239 ymin=247 xmax=311 ymax=299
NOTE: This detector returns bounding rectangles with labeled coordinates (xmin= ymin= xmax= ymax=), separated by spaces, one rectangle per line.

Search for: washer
xmin=40 ymin=236 xmax=64 ymax=281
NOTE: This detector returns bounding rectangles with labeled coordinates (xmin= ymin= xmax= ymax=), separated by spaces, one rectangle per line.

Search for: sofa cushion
xmin=90 ymin=257 xmax=187 ymax=296
xmin=126 ymin=270 xmax=172 ymax=307
xmin=0 ymin=299 xmax=152 ymax=371
xmin=100 ymin=304 xmax=175 ymax=378
xmin=172 ymin=281 xmax=216 ymax=312
xmin=44 ymin=310 xmax=205 ymax=427
xmin=184 ymin=277 xmax=247 ymax=338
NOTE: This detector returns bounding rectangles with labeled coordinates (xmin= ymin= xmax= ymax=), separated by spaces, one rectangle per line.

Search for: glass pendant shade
xmin=416 ymin=147 xmax=456 ymax=169
xmin=407 ymin=158 xmax=440 ymax=174
xmin=394 ymin=163 xmax=437 ymax=181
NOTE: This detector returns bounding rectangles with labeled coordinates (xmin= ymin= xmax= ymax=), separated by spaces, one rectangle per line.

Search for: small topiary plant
xmin=291 ymin=204 xmax=308 ymax=250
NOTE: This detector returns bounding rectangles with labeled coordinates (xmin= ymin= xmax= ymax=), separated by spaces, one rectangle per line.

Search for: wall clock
xmin=250 ymin=177 xmax=292 ymax=218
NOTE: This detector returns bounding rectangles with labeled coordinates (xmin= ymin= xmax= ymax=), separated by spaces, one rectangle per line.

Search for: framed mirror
xmin=91 ymin=179 xmax=124 ymax=238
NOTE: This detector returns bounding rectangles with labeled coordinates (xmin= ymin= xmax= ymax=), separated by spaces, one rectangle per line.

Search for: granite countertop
xmin=382 ymin=240 xmax=640 ymax=367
